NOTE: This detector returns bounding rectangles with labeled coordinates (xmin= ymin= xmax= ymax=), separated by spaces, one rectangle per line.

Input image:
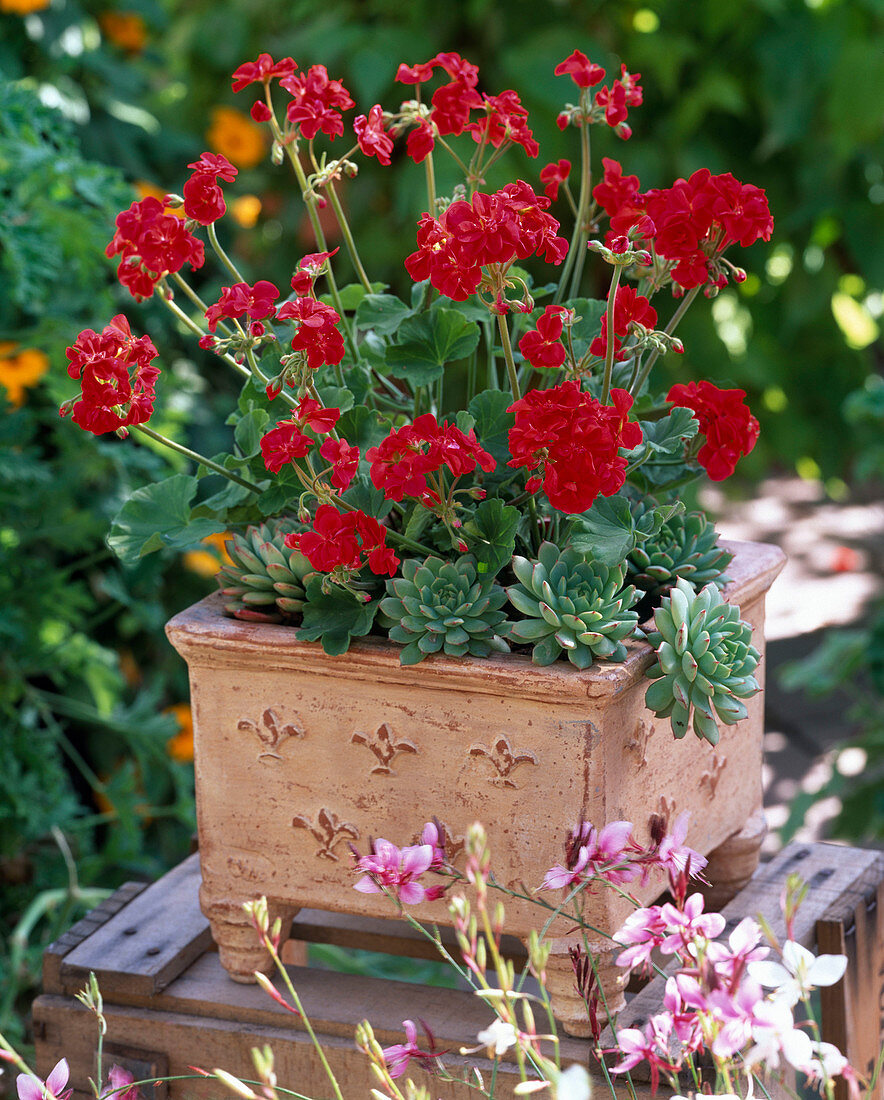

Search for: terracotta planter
xmin=166 ymin=539 xmax=784 ymax=1036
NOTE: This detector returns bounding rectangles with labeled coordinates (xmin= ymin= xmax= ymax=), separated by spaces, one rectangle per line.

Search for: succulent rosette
xmin=61 ymin=43 xmax=773 ymax=739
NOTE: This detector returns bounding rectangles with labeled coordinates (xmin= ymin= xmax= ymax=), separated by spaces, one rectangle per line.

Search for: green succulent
xmin=644 ymin=577 xmax=760 ymax=745
xmin=506 ymin=541 xmax=640 ymax=669
xmin=216 ymin=519 xmax=314 ymax=624
xmin=380 ymin=556 xmax=510 ymax=665
xmin=628 ymin=507 xmax=733 ymax=601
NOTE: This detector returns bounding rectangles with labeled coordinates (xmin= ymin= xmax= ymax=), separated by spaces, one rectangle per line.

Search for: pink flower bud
xmin=610 ymin=235 xmax=630 ymax=254
xmin=456 ymin=539 xmax=468 ymax=553
xmin=732 ymin=267 xmax=747 ymax=283
xmin=198 ymin=335 xmax=216 ymax=350
xmin=635 ymin=250 xmax=652 ymax=265
xmin=671 ymin=339 xmax=685 ymax=354
xmin=251 ymin=101 xmax=273 ymax=123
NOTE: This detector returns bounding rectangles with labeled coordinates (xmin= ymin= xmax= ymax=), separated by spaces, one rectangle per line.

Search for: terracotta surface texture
xmin=166 ymin=539 xmax=785 ymax=1033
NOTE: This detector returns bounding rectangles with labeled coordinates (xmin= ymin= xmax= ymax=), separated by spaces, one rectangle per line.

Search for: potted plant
xmin=61 ymin=46 xmax=784 ymax=1033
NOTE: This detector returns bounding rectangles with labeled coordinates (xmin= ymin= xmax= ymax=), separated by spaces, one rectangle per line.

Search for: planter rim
xmin=166 ymin=538 xmax=785 ymax=703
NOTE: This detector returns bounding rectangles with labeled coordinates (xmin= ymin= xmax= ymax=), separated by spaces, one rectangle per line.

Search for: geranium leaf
xmin=387 ymin=308 xmax=481 ymax=385
xmin=108 ymin=474 xmax=224 ymax=564
xmin=354 ymin=293 xmax=413 ymax=336
xmin=468 ymin=388 xmax=514 ymax=466
xmin=297 ymin=577 xmax=378 ymax=655
xmin=462 ymin=498 xmax=520 ymax=577
xmin=568 ymin=495 xmax=638 ymax=565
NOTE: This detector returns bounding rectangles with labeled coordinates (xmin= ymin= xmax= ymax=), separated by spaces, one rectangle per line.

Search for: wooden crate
xmin=32 ymin=843 xmax=884 ymax=1100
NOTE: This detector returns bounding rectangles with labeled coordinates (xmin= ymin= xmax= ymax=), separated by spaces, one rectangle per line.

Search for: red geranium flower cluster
xmin=279 ymin=65 xmax=354 ymax=140
xmin=518 ymin=305 xmax=571 ymax=370
xmin=62 ymin=315 xmax=160 ymax=435
xmin=593 ymin=157 xmax=641 ymax=224
xmin=354 ymin=104 xmax=394 ymax=165
xmin=182 ymin=152 xmax=238 ymax=225
xmin=507 ymin=381 xmax=643 ymax=513
xmin=366 ymin=413 xmax=495 ymax=504
xmin=643 ymin=170 xmax=774 ymax=289
xmin=395 ymin=52 xmax=536 ymax=163
xmin=404 ymin=182 xmax=568 ymax=301
xmin=276 ymin=298 xmax=345 ymax=369
xmin=289 ymin=248 xmax=339 ymax=296
xmin=467 ymin=89 xmax=538 ymax=159
xmin=205 ymin=280 xmax=279 ymax=332
xmin=259 ymin=396 xmax=337 ymax=469
xmin=106 ymin=196 xmax=204 ymax=300
xmin=667 ymin=381 xmax=759 ymax=481
xmin=589 ymin=286 xmax=658 ymax=361
xmin=554 ymin=53 xmax=643 ymax=139
xmin=286 ymin=504 xmax=399 ymax=576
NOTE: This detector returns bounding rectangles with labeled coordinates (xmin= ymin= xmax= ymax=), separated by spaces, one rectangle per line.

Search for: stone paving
xmin=703 ymin=476 xmax=884 ymax=853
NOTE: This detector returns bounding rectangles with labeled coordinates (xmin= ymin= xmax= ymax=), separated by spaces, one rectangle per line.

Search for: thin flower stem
xmin=496 ymin=312 xmax=521 ymax=401
xmin=244 ymin=344 xmax=297 ymax=409
xmin=170 ymin=272 xmax=233 ymax=338
xmin=158 ymin=282 xmax=253 ymax=382
xmin=324 ymin=179 xmax=373 ymax=293
xmin=207 ymin=221 xmax=246 ymax=283
xmin=630 ymin=284 xmax=701 ymax=396
xmin=555 ymin=98 xmax=591 ymax=304
xmin=425 ymin=150 xmax=437 ymax=212
xmin=601 ymin=264 xmax=623 ymax=405
xmin=132 ymin=425 xmax=262 ymax=492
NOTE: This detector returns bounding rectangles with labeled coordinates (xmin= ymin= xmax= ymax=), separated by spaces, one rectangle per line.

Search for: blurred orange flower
xmin=1 ymin=0 xmax=51 ymax=13
xmin=165 ymin=703 xmax=194 ymax=762
xmin=0 ymin=342 xmax=49 ymax=406
xmin=207 ymin=106 xmax=266 ymax=170
xmin=183 ymin=530 xmax=232 ymax=577
xmin=231 ymin=194 xmax=263 ymax=228
xmin=98 ymin=11 xmax=147 ymax=52
xmin=134 ymin=181 xmax=184 ymax=218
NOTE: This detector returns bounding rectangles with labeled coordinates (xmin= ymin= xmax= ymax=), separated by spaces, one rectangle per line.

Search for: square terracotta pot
xmin=166 ymin=538 xmax=784 ymax=1035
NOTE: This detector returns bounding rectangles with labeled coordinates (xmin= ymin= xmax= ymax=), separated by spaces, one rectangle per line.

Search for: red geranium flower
xmin=205 ymin=280 xmax=279 ymax=331
xmin=554 ymin=50 xmax=606 ymax=89
xmin=106 ymin=197 xmax=204 ymax=300
xmin=276 ymin=298 xmax=345 ymax=369
xmin=259 ymin=395 xmax=341 ymax=473
xmin=286 ymin=505 xmax=399 ymax=577
xmin=666 ymin=380 xmax=759 ymax=480
xmin=589 ymin=286 xmax=658 ymax=361
xmin=231 ymin=53 xmax=297 ymax=93
xmin=280 ymin=65 xmax=354 ymax=140
xmin=182 ymin=153 xmax=238 ymax=225
xmin=539 ymin=159 xmax=571 ymax=202
xmin=354 ymin=104 xmax=394 ymax=166
xmin=518 ymin=305 xmax=570 ymax=370
xmin=320 ymin=437 xmax=360 ymax=491
xmin=507 ymin=381 xmax=642 ymax=513
xmin=62 ymin=315 xmax=160 ymax=435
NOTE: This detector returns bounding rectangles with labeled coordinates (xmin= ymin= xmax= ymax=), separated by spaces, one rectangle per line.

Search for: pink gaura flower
xmin=381 ymin=1018 xmax=445 ymax=1078
xmin=658 ymin=893 xmax=726 ymax=955
xmin=354 ymin=839 xmax=443 ymax=904
xmin=542 ymin=819 xmax=637 ymax=890
xmin=610 ymin=1015 xmax=679 ymax=1094
xmin=653 ymin=811 xmax=708 ymax=880
xmin=612 ymin=904 xmax=667 ymax=974
xmin=17 ymin=1060 xmax=72 ymax=1100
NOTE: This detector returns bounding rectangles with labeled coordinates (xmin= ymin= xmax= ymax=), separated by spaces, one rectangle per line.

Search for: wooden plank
xmin=290 ymin=907 xmax=526 ymax=962
xmin=59 ymin=854 xmax=211 ymax=997
xmin=43 ymin=882 xmax=149 ymax=994
xmin=817 ymin=851 xmax=884 ymax=1100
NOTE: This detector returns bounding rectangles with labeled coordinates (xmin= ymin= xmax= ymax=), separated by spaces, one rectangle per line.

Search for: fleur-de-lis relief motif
xmin=291 ymin=808 xmax=360 ymax=861
xmin=351 ymin=722 xmax=417 ymax=775
xmin=469 ymin=736 xmax=538 ymax=789
xmin=237 ymin=707 xmax=304 ymax=760
xmin=657 ymin=794 xmax=677 ymax=824
xmin=699 ymin=754 xmax=727 ymax=796
xmin=626 ymin=718 xmax=653 ymax=768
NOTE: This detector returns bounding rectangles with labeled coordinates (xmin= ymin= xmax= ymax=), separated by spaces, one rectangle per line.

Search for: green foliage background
xmin=1 ymin=0 xmax=881 ymax=1059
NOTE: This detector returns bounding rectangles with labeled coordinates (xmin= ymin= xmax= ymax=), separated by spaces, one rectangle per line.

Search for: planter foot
xmin=534 ymin=936 xmax=626 ymax=1039
xmin=200 ymin=885 xmax=299 ymax=982
xmin=701 ymin=808 xmax=767 ymax=910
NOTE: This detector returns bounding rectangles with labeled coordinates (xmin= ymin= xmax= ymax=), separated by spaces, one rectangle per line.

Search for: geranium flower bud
xmin=251 ymin=101 xmax=272 ymax=123
xmin=271 ymin=141 xmax=285 ymax=165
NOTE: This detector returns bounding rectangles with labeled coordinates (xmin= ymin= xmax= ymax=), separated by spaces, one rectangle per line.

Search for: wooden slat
xmin=817 ymin=851 xmax=884 ymax=1100
xmin=59 ymin=854 xmax=211 ymax=997
xmin=291 ymin=907 xmax=526 ymax=962
xmin=43 ymin=881 xmax=149 ymax=994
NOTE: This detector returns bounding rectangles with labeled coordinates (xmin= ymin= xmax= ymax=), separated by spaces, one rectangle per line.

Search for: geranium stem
xmin=325 ymin=179 xmax=373 ymax=293
xmin=496 ymin=312 xmax=521 ymax=401
xmin=207 ymin=221 xmax=246 ymax=284
xmin=132 ymin=425 xmax=262 ymax=492
xmin=601 ymin=264 xmax=623 ymax=404
xmin=555 ymin=94 xmax=591 ymax=304
xmin=631 ymin=284 xmax=701 ymax=396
